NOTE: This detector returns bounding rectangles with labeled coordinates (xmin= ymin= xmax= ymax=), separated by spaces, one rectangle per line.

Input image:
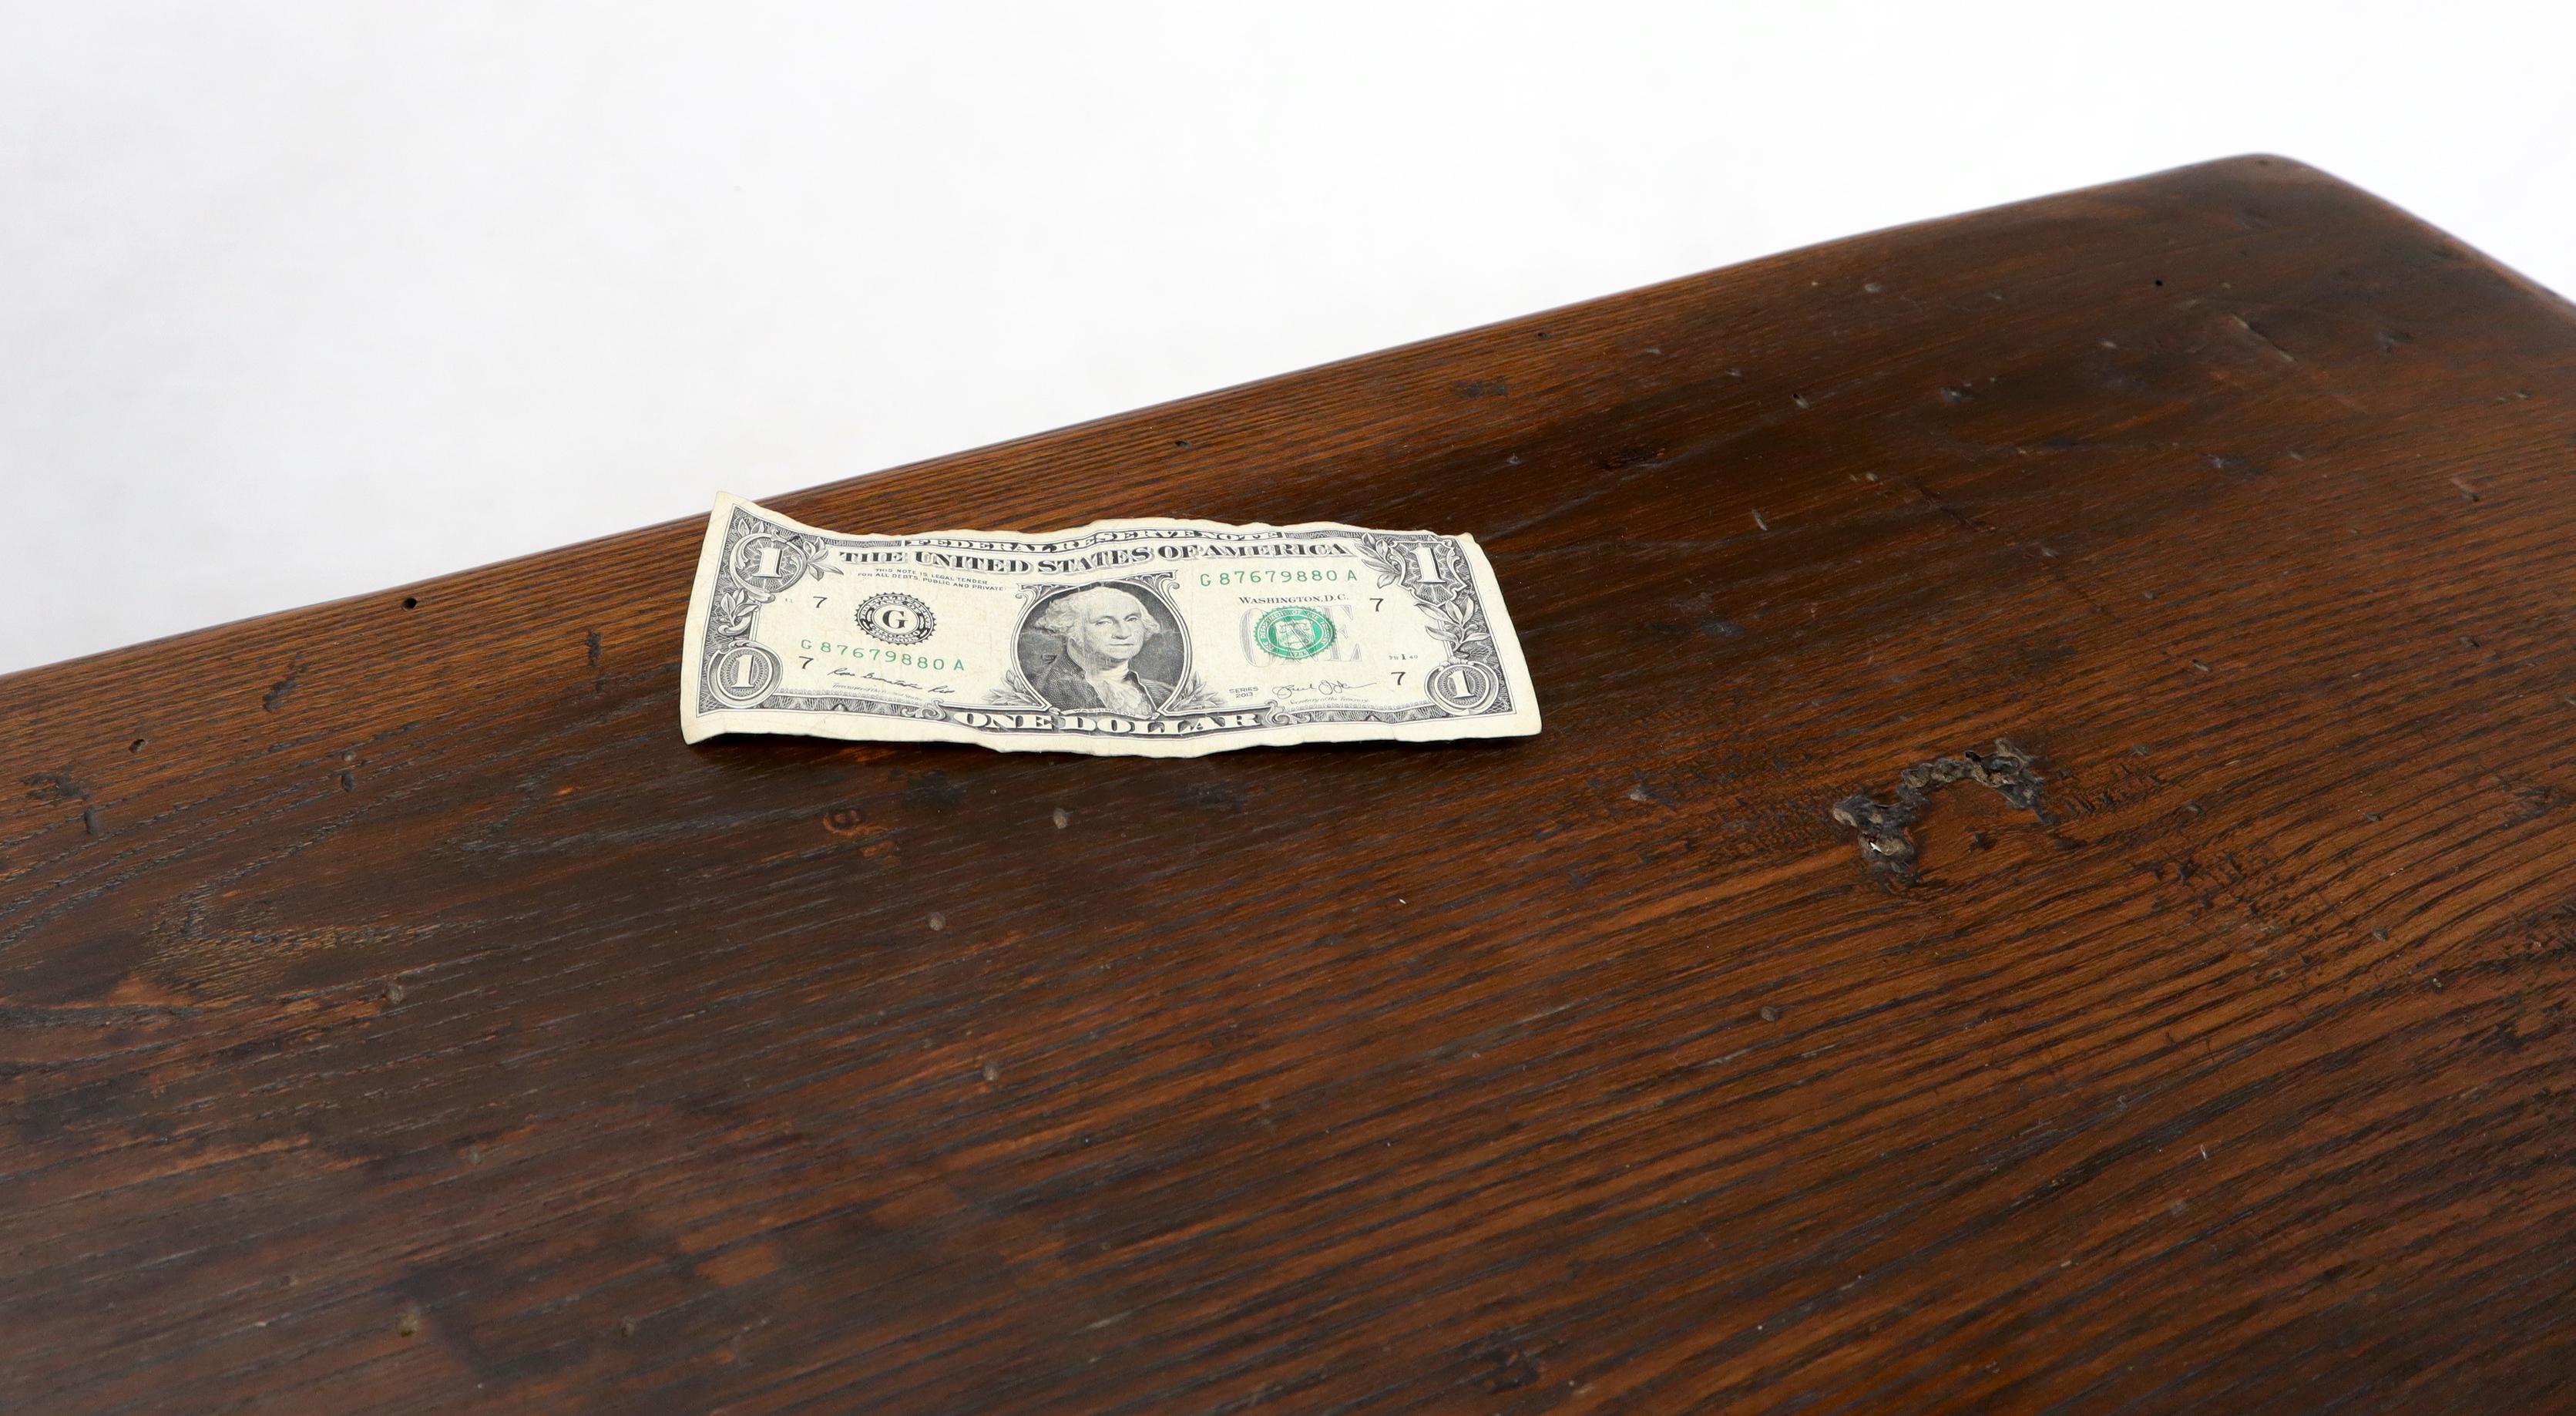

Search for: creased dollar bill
xmin=680 ymin=494 xmax=1540 ymax=757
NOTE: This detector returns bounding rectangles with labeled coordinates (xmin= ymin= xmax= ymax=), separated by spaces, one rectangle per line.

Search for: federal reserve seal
xmin=855 ymin=592 xmax=936 ymax=645
xmin=1253 ymin=605 xmax=1335 ymax=661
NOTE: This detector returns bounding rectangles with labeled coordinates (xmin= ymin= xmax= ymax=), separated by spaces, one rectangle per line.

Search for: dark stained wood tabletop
xmin=9 ymin=155 xmax=2576 ymax=1414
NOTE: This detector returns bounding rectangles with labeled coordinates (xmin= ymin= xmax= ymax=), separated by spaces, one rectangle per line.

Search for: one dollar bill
xmin=680 ymin=493 xmax=1540 ymax=757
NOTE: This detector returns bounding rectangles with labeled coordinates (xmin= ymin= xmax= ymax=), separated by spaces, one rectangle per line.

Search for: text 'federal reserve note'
xmin=680 ymin=494 xmax=1540 ymax=757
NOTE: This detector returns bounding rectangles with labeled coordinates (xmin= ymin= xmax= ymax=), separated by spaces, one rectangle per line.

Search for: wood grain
xmin=8 ymin=155 xmax=2576 ymax=1413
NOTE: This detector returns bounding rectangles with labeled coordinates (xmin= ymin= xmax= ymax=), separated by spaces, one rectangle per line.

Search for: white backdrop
xmin=5 ymin=2 xmax=2570 ymax=673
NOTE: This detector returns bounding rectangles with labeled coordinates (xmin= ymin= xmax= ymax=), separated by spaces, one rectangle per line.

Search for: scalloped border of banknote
xmin=679 ymin=493 xmax=1542 ymax=757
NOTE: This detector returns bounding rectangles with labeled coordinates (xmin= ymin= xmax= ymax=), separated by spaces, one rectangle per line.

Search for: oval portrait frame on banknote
xmin=1015 ymin=577 xmax=1191 ymax=718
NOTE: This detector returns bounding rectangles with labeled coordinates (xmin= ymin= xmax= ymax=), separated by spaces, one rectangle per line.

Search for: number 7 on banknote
xmin=680 ymin=493 xmax=1541 ymax=757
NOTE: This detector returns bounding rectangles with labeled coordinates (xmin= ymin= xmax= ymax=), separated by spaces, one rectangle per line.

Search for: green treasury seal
xmin=1254 ymin=605 xmax=1335 ymax=661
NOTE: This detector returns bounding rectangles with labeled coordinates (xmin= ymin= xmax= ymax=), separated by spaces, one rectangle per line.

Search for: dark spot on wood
xmin=1832 ymin=739 xmax=2050 ymax=883
xmin=2507 ymin=783 xmax=2566 ymax=825
xmin=127 ymin=738 xmax=146 ymax=753
xmin=1470 ymin=1330 xmax=1543 ymax=1392
xmin=1178 ymin=782 xmax=1242 ymax=812
xmin=263 ymin=659 xmax=302 ymax=712
xmin=81 ymin=807 xmax=102 ymax=839
xmin=2010 ymin=639 xmax=2077 ymax=678
xmin=22 ymin=771 xmax=89 ymax=802
xmin=362 ymin=1145 xmax=449 ymax=1182
xmin=401 ymin=596 xmax=418 ymax=610
xmin=1597 ymin=446 xmax=1667 ymax=470
xmin=1453 ymin=380 xmax=1508 ymax=399
xmin=902 ymin=772 xmax=966 ymax=813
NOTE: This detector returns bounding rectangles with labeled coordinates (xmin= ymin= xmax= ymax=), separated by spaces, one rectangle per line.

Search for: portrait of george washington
xmin=1018 ymin=581 xmax=1183 ymax=716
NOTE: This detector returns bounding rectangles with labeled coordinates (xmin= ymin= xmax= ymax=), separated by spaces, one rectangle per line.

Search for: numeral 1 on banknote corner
xmin=1408 ymin=544 xmax=1446 ymax=583
xmin=1428 ymin=661 xmax=1499 ymax=715
xmin=713 ymin=644 xmax=781 ymax=704
xmin=731 ymin=533 xmax=808 ymax=593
